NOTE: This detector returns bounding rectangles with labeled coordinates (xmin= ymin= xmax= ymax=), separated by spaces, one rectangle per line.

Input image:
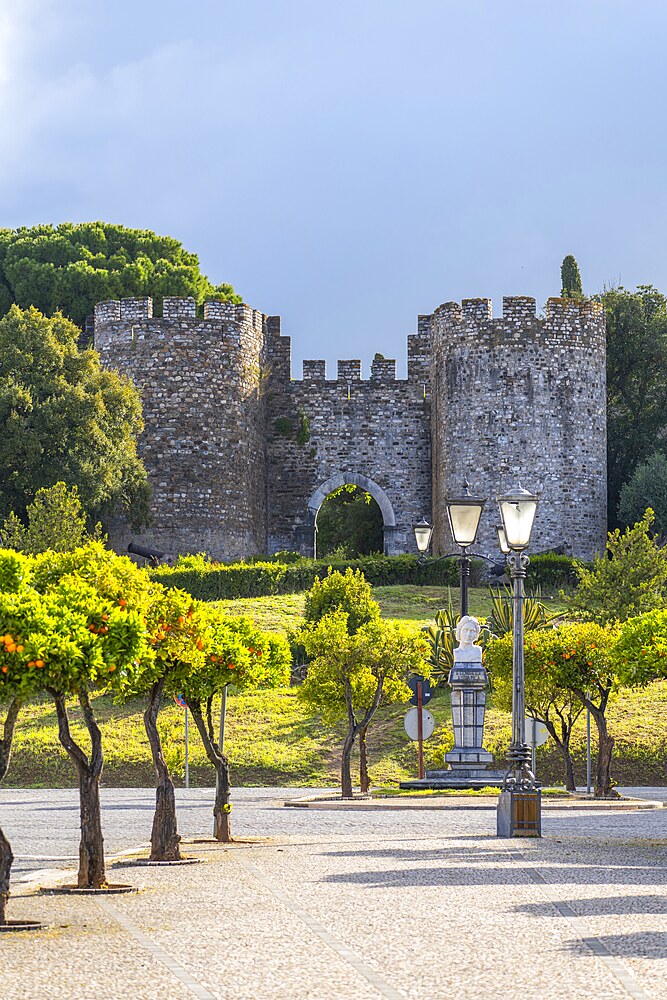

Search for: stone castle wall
xmin=265 ymin=320 xmax=432 ymax=555
xmin=94 ymin=292 xmax=608 ymax=562
xmin=431 ymin=296 xmax=607 ymax=560
xmin=94 ymin=296 xmax=268 ymax=560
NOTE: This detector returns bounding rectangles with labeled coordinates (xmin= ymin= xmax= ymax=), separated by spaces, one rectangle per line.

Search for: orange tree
xmin=486 ymin=629 xmax=585 ymax=791
xmin=486 ymin=623 xmax=618 ymax=796
xmin=180 ymin=609 xmax=291 ymax=842
xmin=138 ymin=587 xmax=207 ymax=862
xmin=0 ymin=550 xmax=62 ymax=922
xmin=30 ymin=543 xmax=153 ymax=887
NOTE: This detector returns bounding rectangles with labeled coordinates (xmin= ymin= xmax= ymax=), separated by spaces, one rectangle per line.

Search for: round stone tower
xmin=94 ymin=295 xmax=268 ymax=560
xmin=430 ymin=295 xmax=607 ymax=560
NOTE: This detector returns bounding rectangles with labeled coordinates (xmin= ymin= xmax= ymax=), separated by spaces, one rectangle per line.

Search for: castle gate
xmin=265 ymin=317 xmax=433 ymax=557
xmin=305 ymin=472 xmax=397 ymax=557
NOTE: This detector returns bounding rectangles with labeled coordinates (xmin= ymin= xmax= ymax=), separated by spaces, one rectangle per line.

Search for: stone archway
xmin=305 ymin=472 xmax=399 ymax=557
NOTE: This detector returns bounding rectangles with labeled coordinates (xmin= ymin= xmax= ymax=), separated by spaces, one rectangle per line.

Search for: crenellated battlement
xmin=94 ymin=296 xmax=266 ymax=333
xmin=432 ymin=295 xmax=605 ymax=349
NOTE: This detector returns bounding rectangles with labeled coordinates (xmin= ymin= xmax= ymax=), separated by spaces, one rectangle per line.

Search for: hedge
xmin=150 ymin=554 xmax=459 ymax=600
xmin=525 ymin=553 xmax=584 ymax=590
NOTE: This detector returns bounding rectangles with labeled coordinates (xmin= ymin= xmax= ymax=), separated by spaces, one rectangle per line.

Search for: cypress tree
xmin=561 ymin=255 xmax=583 ymax=298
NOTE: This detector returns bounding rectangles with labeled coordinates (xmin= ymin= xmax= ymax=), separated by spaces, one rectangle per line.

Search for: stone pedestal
xmin=401 ymin=634 xmax=505 ymax=790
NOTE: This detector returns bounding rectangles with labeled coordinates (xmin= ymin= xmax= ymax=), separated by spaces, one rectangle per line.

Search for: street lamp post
xmin=445 ymin=487 xmax=486 ymax=617
xmin=496 ymin=485 xmax=541 ymax=838
xmin=413 ymin=484 xmax=486 ymax=618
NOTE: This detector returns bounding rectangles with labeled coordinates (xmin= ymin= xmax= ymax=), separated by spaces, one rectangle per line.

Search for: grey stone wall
xmin=95 ymin=296 xmax=268 ymax=560
xmin=94 ymin=290 xmax=607 ymax=562
xmin=266 ymin=324 xmax=432 ymax=555
xmin=431 ymin=296 xmax=607 ymax=560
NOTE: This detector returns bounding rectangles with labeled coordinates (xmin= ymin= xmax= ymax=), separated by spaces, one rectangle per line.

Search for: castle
xmin=94 ymin=293 xmax=607 ymax=562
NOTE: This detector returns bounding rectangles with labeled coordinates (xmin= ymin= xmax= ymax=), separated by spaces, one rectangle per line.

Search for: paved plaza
xmin=2 ymin=788 xmax=667 ymax=999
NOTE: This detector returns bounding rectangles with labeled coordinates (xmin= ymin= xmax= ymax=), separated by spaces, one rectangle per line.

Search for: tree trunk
xmin=572 ymin=687 xmax=616 ymax=798
xmin=144 ymin=678 xmax=182 ymax=861
xmin=358 ymin=726 xmax=370 ymax=794
xmin=53 ymin=690 xmax=107 ymax=888
xmin=341 ymin=727 xmax=356 ymax=799
xmin=0 ymin=697 xmax=21 ymax=924
xmin=562 ymin=735 xmax=577 ymax=793
xmin=212 ymin=758 xmax=232 ymax=842
xmin=594 ymin=711 xmax=616 ymax=798
xmin=0 ymin=823 xmax=13 ymax=925
xmin=187 ymin=699 xmax=233 ymax=843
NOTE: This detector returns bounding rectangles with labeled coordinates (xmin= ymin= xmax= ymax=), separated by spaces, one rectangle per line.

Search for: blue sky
xmin=0 ymin=1 xmax=665 ymax=374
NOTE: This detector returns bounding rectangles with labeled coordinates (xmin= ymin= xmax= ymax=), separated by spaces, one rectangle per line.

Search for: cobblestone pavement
xmin=2 ymin=790 xmax=667 ymax=998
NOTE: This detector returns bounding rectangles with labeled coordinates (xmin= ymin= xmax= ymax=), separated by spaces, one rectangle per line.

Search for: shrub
xmin=566 ymin=510 xmax=667 ymax=624
xmin=150 ymin=553 xmax=459 ymax=601
xmin=526 ymin=553 xmax=581 ymax=589
xmin=304 ymin=568 xmax=380 ymax=634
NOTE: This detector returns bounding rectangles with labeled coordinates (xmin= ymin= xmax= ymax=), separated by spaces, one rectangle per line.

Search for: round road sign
xmin=525 ymin=717 xmax=549 ymax=747
xmin=404 ymin=707 xmax=435 ymax=741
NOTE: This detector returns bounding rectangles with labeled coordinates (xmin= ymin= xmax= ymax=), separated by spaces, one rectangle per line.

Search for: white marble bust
xmin=453 ymin=615 xmax=482 ymax=664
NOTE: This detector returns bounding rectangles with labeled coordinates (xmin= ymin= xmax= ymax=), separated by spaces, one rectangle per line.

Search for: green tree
xmin=486 ymin=629 xmax=585 ymax=791
xmin=487 ymin=622 xmax=617 ymax=796
xmin=598 ymin=285 xmax=667 ymax=526
xmin=560 ymin=255 xmax=583 ymax=298
xmin=299 ymin=611 xmax=427 ymax=797
xmin=1 ymin=482 xmax=102 ymax=553
xmin=30 ymin=543 xmax=154 ymax=887
xmin=0 ymin=306 xmax=150 ymax=526
xmin=139 ymin=586 xmax=205 ymax=862
xmin=304 ymin=568 xmax=381 ymax=634
xmin=0 ymin=222 xmax=241 ymax=328
xmin=566 ymin=510 xmax=667 ymax=624
xmin=618 ymin=454 xmax=667 ymax=536
xmin=0 ymin=550 xmax=42 ymax=923
xmin=181 ymin=609 xmax=291 ymax=841
xmin=612 ymin=608 xmax=667 ymax=687
xmin=316 ymin=486 xmax=384 ymax=557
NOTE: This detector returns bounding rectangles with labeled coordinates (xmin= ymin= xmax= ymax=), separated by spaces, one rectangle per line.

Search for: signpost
xmin=405 ymin=676 xmax=433 ymax=778
xmin=174 ymin=693 xmax=189 ymax=789
xmin=525 ymin=716 xmax=549 ymax=781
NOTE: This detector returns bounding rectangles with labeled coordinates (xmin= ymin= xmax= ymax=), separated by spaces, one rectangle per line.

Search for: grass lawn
xmin=215 ymin=585 xmax=568 ymax=633
xmin=6 ymin=583 xmax=666 ymax=790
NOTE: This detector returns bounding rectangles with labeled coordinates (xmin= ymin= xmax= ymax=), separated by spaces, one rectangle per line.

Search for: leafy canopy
xmin=486 ymin=622 xmax=616 ymax=713
xmin=303 ymin=568 xmax=381 ymax=634
xmin=1 ymin=482 xmax=102 ymax=554
xmin=0 ymin=305 xmax=149 ymax=525
xmin=0 ymin=222 xmax=241 ymax=329
xmin=566 ymin=510 xmax=667 ymax=624
xmin=612 ymin=609 xmax=667 ymax=687
xmin=299 ymin=610 xmax=425 ymax=724
xmin=618 ymin=453 xmax=667 ymax=536
xmin=0 ymin=548 xmax=152 ymax=701
xmin=597 ymin=284 xmax=667 ymax=527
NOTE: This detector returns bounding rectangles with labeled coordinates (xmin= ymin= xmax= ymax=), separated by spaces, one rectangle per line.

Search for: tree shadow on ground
xmin=326 ymin=847 xmax=510 ymax=861
xmin=567 ymin=932 xmax=667 ymax=958
xmin=515 ymin=894 xmax=667 ymax=917
xmin=321 ymin=864 xmax=667 ymax=888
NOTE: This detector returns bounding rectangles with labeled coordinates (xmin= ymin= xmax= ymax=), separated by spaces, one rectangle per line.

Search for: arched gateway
xmin=305 ymin=473 xmax=398 ymax=558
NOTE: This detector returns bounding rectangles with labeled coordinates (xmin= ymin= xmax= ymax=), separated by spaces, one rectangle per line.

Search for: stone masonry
xmin=94 ymin=293 xmax=607 ymax=561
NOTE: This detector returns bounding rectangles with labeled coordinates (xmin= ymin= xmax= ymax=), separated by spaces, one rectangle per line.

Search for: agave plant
xmin=421 ymin=591 xmax=494 ymax=687
xmin=487 ymin=584 xmax=557 ymax=636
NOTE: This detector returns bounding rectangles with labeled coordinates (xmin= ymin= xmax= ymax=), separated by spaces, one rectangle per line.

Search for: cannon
xmin=127 ymin=542 xmax=172 ymax=568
